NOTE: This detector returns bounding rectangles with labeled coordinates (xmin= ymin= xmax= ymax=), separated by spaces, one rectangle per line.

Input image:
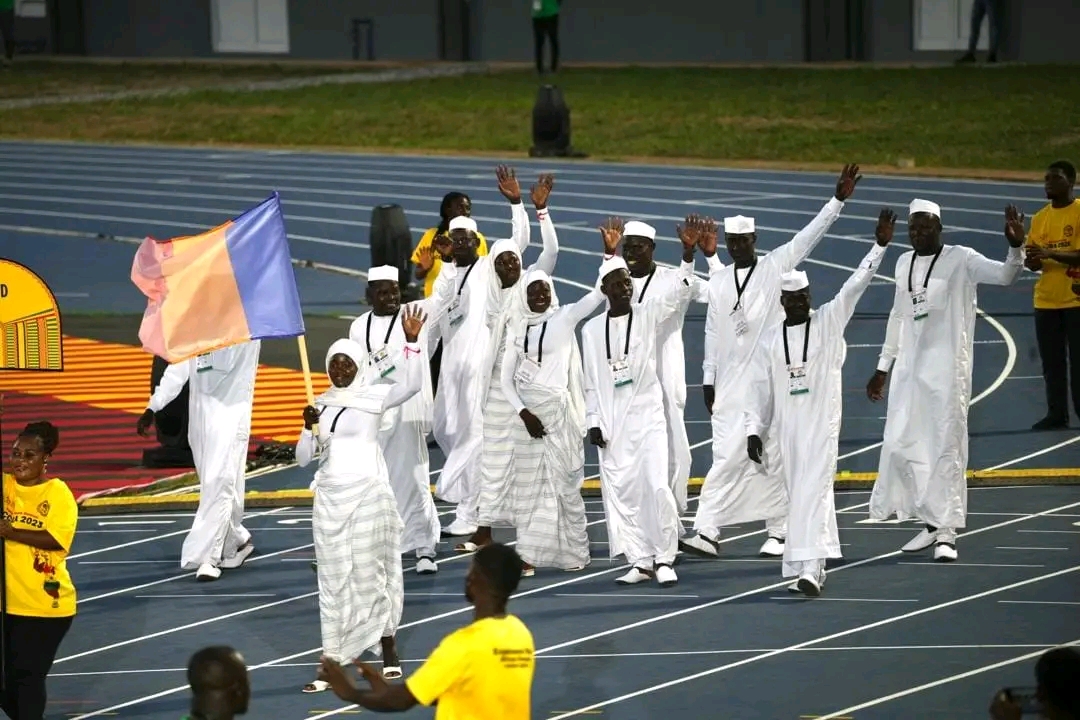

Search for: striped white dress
xmin=296 ymin=339 xmax=425 ymax=663
xmin=477 ymin=329 xmax=520 ymax=527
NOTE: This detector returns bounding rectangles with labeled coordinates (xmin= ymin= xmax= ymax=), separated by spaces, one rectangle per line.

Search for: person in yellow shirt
xmin=1023 ymin=160 xmax=1080 ymax=430
xmin=1 ymin=418 xmax=77 ymax=720
xmin=320 ymin=543 xmax=534 ymax=719
xmin=412 ymin=192 xmax=488 ymax=397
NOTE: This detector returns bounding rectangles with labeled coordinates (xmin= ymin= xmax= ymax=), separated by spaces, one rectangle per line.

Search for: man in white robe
xmin=616 ymin=219 xmax=723 ymax=515
xmin=137 ymin=341 xmax=261 ymax=581
xmin=867 ymin=199 xmax=1025 ymax=561
xmin=433 ymin=166 xmax=531 ymax=536
xmin=582 ymin=234 xmax=699 ymax=588
xmin=682 ymin=164 xmax=862 ymax=560
xmin=745 ymin=210 xmax=894 ymax=596
xmin=347 ymin=257 xmax=458 ymax=574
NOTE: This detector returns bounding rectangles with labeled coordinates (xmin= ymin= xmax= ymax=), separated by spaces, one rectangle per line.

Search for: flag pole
xmin=296 ymin=335 xmax=319 ymax=435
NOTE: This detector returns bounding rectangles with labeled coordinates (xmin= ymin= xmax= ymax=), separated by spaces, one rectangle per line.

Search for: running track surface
xmin=0 ymin=141 xmax=1078 ymax=717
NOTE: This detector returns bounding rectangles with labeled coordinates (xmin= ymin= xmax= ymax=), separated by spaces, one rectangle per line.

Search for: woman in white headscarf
xmin=295 ymin=307 xmax=428 ymax=694
xmin=499 ymin=266 xmax=604 ymax=571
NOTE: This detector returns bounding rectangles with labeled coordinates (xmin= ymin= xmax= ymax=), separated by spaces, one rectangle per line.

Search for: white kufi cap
xmin=780 ymin=270 xmax=809 ymax=292
xmin=724 ymin=215 xmax=755 ymax=234
xmin=909 ymin=199 xmax=941 ymax=219
xmin=448 ymin=216 xmax=478 ymax=233
xmin=598 ymin=256 xmax=628 ymax=280
xmin=368 ymin=265 xmax=398 ymax=283
xmin=623 ymin=220 xmax=656 ymax=240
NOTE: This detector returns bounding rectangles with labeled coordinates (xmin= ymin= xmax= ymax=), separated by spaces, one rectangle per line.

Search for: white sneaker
xmin=796 ymin=573 xmax=821 ymax=597
xmin=196 ymin=563 xmax=221 ymax=582
xmin=679 ymin=534 xmax=720 ymax=557
xmin=759 ymin=536 xmax=785 ymax=557
xmin=442 ymin=520 xmax=477 ymax=537
xmin=934 ymin=529 xmax=957 ymax=562
xmin=615 ymin=567 xmax=653 ymax=585
xmin=902 ymin=528 xmax=937 ymax=553
xmin=787 ymin=580 xmax=802 ymax=593
xmin=655 ymin=565 xmax=678 ymax=588
xmin=415 ymin=557 xmax=438 ymax=574
xmin=220 ymin=543 xmax=255 ymax=569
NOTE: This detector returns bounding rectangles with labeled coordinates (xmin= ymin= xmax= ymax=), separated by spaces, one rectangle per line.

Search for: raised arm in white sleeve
xmin=148 ymin=360 xmax=193 ymax=413
xmin=381 ymin=342 xmax=426 ymax=410
xmin=705 ymin=253 xmax=725 ymax=277
xmin=964 ymin=245 xmax=1024 ymax=286
xmin=530 ymin=206 xmax=559 ymax=275
xmin=820 ymin=243 xmax=887 ymax=333
xmin=646 ymin=259 xmax=697 ymax=325
xmin=417 ymin=260 xmax=458 ymax=329
xmin=770 ymin=196 xmax=845 ymax=273
xmin=510 ymin=201 xmax=531 ymax=253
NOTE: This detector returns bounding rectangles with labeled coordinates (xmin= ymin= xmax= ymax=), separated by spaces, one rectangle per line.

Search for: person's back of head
xmin=187 ymin=646 xmax=250 ymax=719
xmin=472 ymin=543 xmax=525 ymax=607
xmin=1037 ymin=647 xmax=1080 ymax=720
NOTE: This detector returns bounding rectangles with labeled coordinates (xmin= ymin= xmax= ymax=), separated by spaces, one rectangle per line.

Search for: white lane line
xmin=812 ymin=639 xmax=1080 ymax=720
xmin=134 ymin=593 xmax=277 ymax=598
xmin=995 ymin=546 xmax=1068 ymax=551
xmin=982 ymin=435 xmax=1080 ymax=471
xmin=768 ymin=597 xmax=919 ymax=603
xmin=899 ymin=562 xmax=1044 ymax=568
xmin=998 ymin=600 xmax=1080 ymax=606
xmin=96 ymin=520 xmax=176 ymax=526
xmin=554 ymin=593 xmax=701 ymax=599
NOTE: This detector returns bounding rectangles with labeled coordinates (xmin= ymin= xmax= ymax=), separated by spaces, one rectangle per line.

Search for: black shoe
xmin=1032 ymin=416 xmax=1069 ymax=431
xmin=956 ymin=52 xmax=976 ymax=64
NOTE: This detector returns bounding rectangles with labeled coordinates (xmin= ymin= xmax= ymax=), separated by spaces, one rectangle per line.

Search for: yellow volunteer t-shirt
xmin=1029 ymin=199 xmax=1080 ymax=310
xmin=2 ymin=474 xmax=78 ymax=617
xmin=411 ymin=227 xmax=488 ymax=297
xmin=406 ymin=614 xmax=534 ymax=720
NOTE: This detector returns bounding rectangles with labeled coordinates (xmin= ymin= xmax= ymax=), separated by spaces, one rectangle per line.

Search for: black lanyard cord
xmin=636 ymin=267 xmax=657 ymax=302
xmin=523 ymin=321 xmax=548 ymax=364
xmin=365 ymin=310 xmax=400 ymax=354
xmin=733 ymin=261 xmax=758 ymax=311
xmin=456 ymin=261 xmax=477 ymax=296
xmin=907 ymin=247 xmax=943 ymax=293
xmin=782 ymin=317 xmax=811 ymax=366
xmin=604 ymin=310 xmax=633 ymax=361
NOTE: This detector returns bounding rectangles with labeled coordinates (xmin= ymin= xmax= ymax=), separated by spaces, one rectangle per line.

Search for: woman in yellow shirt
xmin=319 ymin=543 xmax=535 ymax=720
xmin=2 ymin=419 xmax=78 ymax=720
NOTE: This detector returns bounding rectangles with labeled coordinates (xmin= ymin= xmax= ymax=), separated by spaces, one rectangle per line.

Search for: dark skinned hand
xmin=702 ymin=385 xmax=715 ymax=414
xmin=303 ymin=405 xmax=321 ymax=430
xmin=588 ymin=427 xmax=606 ymax=448
xmin=866 ymin=370 xmax=888 ymax=402
xmin=988 ymin=690 xmax=1023 ymax=720
xmin=531 ymin=173 xmax=554 ymax=209
xmin=416 ymin=246 xmax=437 ymax=273
xmin=747 ymin=435 xmax=764 ymax=463
xmin=875 ymin=208 xmax=897 ymax=247
xmin=136 ymin=408 xmax=154 ymax=437
xmin=834 ymin=163 xmax=863 ymax=201
xmin=400 ymin=305 xmax=427 ymax=343
xmin=519 ymin=409 xmax=546 ymax=439
xmin=432 ymin=235 xmax=453 ymax=262
xmin=1004 ymin=205 xmax=1026 ymax=248
xmin=495 ymin=165 xmax=522 ymax=204
xmin=697 ymin=216 xmax=719 ymax=257
xmin=599 ymin=217 xmax=624 ymax=255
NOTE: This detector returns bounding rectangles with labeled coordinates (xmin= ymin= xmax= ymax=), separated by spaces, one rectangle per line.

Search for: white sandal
xmin=302 ymin=679 xmax=329 ymax=693
xmin=383 ymin=666 xmax=403 ymax=680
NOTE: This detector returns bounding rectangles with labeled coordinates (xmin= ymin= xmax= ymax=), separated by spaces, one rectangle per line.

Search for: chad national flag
xmin=131 ymin=192 xmax=305 ymax=363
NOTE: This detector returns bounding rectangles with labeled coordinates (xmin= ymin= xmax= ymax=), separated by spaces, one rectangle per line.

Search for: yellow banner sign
xmin=0 ymin=259 xmax=64 ymax=371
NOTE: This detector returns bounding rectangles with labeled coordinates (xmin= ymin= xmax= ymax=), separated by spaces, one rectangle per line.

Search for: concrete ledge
xmin=77 ymin=468 xmax=1080 ymax=515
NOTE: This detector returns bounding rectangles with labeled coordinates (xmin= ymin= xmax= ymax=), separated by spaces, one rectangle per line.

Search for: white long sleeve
xmin=295 ymin=427 xmax=316 ymax=467
xmin=876 ymin=277 xmax=904 ymax=373
xmin=583 ymin=331 xmax=601 ymax=430
xmin=381 ymin=342 xmax=425 ymax=410
xmin=771 ymin=196 xmax=845 ymax=273
xmin=702 ymin=294 xmax=719 ymax=385
xmin=705 ymin=253 xmax=725 ymax=277
xmin=500 ymin=334 xmax=526 ymax=414
xmin=416 ymin=261 xmax=458 ymax=331
xmin=820 ymin=243 xmax=887 ymax=331
xmin=965 ymin=244 xmax=1024 ymax=286
xmin=744 ymin=344 xmax=774 ymax=438
xmin=647 ymin=260 xmax=696 ymax=325
xmin=510 ymin=201 xmax=530 ymax=253
xmin=148 ymin=360 xmax=192 ymax=412
xmin=531 ymin=207 xmax=559 ymax=275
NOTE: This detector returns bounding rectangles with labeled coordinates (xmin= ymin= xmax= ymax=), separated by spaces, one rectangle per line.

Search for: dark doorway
xmin=50 ymin=0 xmax=85 ymax=55
xmin=439 ymin=0 xmax=470 ymax=61
xmin=804 ymin=0 xmax=864 ymax=61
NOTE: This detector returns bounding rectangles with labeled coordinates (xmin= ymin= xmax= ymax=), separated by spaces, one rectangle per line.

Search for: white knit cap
xmin=623 ymin=220 xmax=656 ymax=240
xmin=909 ymin=199 xmax=941 ymax=219
xmin=780 ymin=270 xmax=809 ymax=292
xmin=368 ymin=265 xmax=398 ymax=283
xmin=724 ymin=215 xmax=755 ymax=234
xmin=448 ymin=216 xmax=478 ymax=233
xmin=598 ymin=256 xmax=629 ymax=280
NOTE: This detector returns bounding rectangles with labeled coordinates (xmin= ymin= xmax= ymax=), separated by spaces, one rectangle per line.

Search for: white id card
xmin=447 ymin=298 xmax=464 ymax=326
xmin=788 ymin=365 xmax=809 ymax=395
xmin=371 ymin=347 xmax=396 ymax=377
xmin=911 ymin=290 xmax=928 ymax=321
xmin=611 ymin=359 xmax=633 ymax=388
xmin=730 ymin=307 xmax=750 ymax=341
xmin=195 ymin=352 xmax=214 ymax=373
xmin=514 ymin=356 xmax=541 ymax=386
xmin=532 ymin=0 xmax=542 ymax=10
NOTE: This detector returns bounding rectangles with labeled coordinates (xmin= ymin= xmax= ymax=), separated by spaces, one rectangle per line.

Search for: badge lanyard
xmin=733 ymin=262 xmax=757 ymax=311
xmin=782 ymin=317 xmax=811 ymax=367
xmin=457 ymin=261 xmax=477 ymax=296
xmin=605 ymin=310 xmax=633 ymax=361
xmin=523 ymin=321 xmax=548 ymax=364
xmin=636 ymin=267 xmax=657 ymax=302
xmin=907 ymin=247 xmax=943 ymax=294
xmin=365 ymin=310 xmax=400 ymax=354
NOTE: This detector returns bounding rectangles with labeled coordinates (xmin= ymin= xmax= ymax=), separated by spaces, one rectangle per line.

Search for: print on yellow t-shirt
xmin=1028 ymin=199 xmax=1080 ymax=310
xmin=2 ymin=474 xmax=78 ymax=617
xmin=411 ymin=228 xmax=489 ymax=297
xmin=406 ymin=614 xmax=534 ymax=720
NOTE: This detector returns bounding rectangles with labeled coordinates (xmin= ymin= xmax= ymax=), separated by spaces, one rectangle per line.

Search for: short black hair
xmin=1049 ymin=160 xmax=1077 ymax=185
xmin=1036 ymin=647 xmax=1080 ymax=718
xmin=187 ymin=646 xmax=243 ymax=693
xmin=474 ymin=543 xmax=524 ymax=600
xmin=18 ymin=421 xmax=59 ymax=455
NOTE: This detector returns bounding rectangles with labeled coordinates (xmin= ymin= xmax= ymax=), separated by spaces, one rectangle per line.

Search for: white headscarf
xmin=513 ymin=268 xmax=560 ymax=325
xmin=480 ymin=238 xmax=525 ymax=407
xmin=315 ymin=338 xmax=393 ymax=416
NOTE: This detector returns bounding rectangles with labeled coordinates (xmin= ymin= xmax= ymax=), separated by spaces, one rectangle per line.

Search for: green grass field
xmin=1 ymin=64 xmax=1074 ymax=173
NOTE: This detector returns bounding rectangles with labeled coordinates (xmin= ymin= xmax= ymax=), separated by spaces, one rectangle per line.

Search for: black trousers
xmin=2 ymin=614 xmax=73 ymax=720
xmin=1035 ymin=307 xmax=1080 ymax=421
xmin=0 ymin=10 xmax=14 ymax=61
xmin=532 ymin=15 xmax=558 ymax=73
